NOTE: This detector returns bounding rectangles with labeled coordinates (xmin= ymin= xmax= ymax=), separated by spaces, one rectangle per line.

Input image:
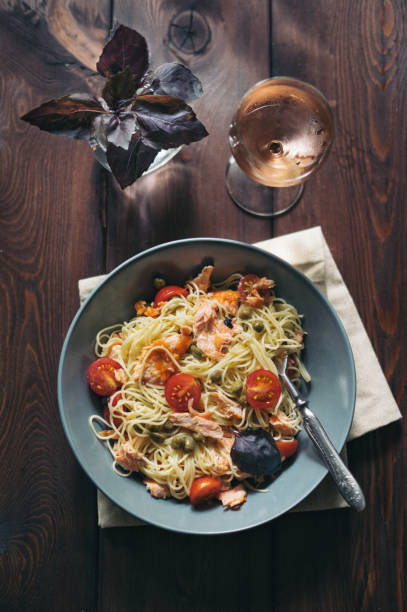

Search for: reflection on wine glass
xmin=226 ymin=77 xmax=334 ymax=217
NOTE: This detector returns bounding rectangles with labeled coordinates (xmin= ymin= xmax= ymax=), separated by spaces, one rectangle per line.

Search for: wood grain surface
xmin=0 ymin=0 xmax=406 ymax=611
xmin=0 ymin=2 xmax=109 ymax=611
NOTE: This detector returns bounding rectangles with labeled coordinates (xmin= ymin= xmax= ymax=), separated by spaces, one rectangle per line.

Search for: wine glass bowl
xmin=226 ymin=77 xmax=334 ymax=216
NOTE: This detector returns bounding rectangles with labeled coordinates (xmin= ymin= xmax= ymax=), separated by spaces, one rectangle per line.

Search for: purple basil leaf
xmin=102 ymin=67 xmax=138 ymax=108
xmin=231 ymin=429 xmax=282 ymax=476
xmin=96 ymin=25 xmax=149 ymax=84
xmin=95 ymin=112 xmax=137 ymax=150
xmin=21 ymin=94 xmax=108 ymax=141
xmin=152 ymin=63 xmax=203 ymax=102
xmin=133 ymin=94 xmax=208 ymax=150
xmin=106 ymin=132 xmax=158 ymax=188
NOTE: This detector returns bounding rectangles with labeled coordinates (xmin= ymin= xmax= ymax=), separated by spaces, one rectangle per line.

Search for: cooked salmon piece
xmin=218 ymin=484 xmax=247 ymax=508
xmin=191 ymin=265 xmax=214 ymax=292
xmin=193 ymin=299 xmax=218 ymax=330
xmin=133 ymin=328 xmax=192 ymax=385
xmin=219 ymin=432 xmax=235 ymax=451
xmin=209 ymin=290 xmax=240 ymax=316
xmin=162 ymin=326 xmax=193 ymax=355
xmin=211 ymin=392 xmax=243 ymax=419
xmin=209 ymin=433 xmax=235 ymax=474
xmin=114 ymin=368 xmax=127 ymax=384
xmin=102 ymin=332 xmax=123 ymax=358
xmin=245 ymin=277 xmax=275 ymax=308
xmin=187 ymin=400 xmax=212 ymax=420
xmin=269 ymin=413 xmax=298 ymax=436
xmin=134 ymin=300 xmax=162 ymax=318
xmin=193 ymin=300 xmax=241 ymax=361
xmin=134 ymin=342 xmax=178 ymax=385
xmin=114 ymin=440 xmax=145 ymax=472
xmin=144 ymin=479 xmax=170 ymax=499
xmin=144 ymin=305 xmax=162 ymax=317
xmin=106 ymin=342 xmax=122 ymax=360
xmin=168 ymin=412 xmax=223 ymax=439
xmin=210 ymin=448 xmax=230 ymax=475
xmin=98 ymin=430 xmax=120 ymax=439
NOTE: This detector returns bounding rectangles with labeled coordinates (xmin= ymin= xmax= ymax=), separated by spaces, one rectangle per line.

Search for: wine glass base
xmin=225 ymin=157 xmax=305 ymax=218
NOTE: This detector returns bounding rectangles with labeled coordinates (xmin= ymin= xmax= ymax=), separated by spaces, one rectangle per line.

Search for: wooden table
xmin=1 ymin=1 xmax=405 ymax=610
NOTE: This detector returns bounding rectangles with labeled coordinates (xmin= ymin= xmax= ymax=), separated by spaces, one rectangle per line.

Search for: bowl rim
xmin=57 ymin=237 xmax=356 ymax=534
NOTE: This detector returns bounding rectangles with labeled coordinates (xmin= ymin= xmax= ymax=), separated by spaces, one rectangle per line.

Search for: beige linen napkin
xmin=79 ymin=226 xmax=401 ymax=526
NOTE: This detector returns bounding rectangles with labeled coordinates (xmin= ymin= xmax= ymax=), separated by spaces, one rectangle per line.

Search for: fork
xmin=278 ymin=355 xmax=366 ymax=511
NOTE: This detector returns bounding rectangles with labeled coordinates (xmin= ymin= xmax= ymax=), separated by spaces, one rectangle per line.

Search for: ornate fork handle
xmin=301 ymin=406 xmax=366 ymax=511
xmin=279 ymin=360 xmax=365 ymax=511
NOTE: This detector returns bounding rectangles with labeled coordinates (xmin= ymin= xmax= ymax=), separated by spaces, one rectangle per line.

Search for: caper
xmin=238 ymin=305 xmax=252 ymax=319
xmin=229 ymin=382 xmax=243 ymax=395
xmin=253 ymin=321 xmax=265 ymax=333
xmin=153 ymin=277 xmax=166 ymax=290
xmin=163 ymin=421 xmax=175 ymax=432
xmin=150 ymin=431 xmax=166 ymax=442
xmin=147 ymin=424 xmax=167 ymax=434
xmin=191 ymin=432 xmax=206 ymax=444
xmin=170 ymin=433 xmax=196 ymax=452
xmin=170 ymin=434 xmax=185 ymax=450
xmin=239 ymin=394 xmax=249 ymax=407
xmin=210 ymin=371 xmax=222 ymax=383
xmin=189 ymin=344 xmax=204 ymax=359
xmin=183 ymin=436 xmax=196 ymax=452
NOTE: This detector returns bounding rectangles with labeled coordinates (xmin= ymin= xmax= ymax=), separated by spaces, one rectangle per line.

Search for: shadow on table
xmin=93 ymin=151 xmax=217 ymax=270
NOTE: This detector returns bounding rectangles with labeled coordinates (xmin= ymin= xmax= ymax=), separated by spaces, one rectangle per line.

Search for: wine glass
xmin=226 ymin=77 xmax=334 ymax=217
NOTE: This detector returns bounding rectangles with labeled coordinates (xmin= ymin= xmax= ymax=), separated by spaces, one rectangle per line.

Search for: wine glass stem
xmin=225 ymin=156 xmax=305 ymax=218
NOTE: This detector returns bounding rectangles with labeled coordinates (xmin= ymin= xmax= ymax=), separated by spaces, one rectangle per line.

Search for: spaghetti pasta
xmin=88 ymin=267 xmax=309 ymax=508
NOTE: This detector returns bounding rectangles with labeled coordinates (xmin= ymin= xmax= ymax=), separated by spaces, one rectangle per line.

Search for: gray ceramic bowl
xmin=58 ymin=238 xmax=355 ymax=534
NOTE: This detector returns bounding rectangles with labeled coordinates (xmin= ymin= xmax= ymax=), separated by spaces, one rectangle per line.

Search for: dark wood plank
xmin=0 ymin=2 xmax=110 ymax=610
xmin=104 ymin=0 xmax=273 ymax=271
xmin=271 ymin=1 xmax=407 ymax=611
xmin=103 ymin=525 xmax=273 ymax=612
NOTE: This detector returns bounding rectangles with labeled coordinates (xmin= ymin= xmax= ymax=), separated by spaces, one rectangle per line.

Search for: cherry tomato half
xmin=189 ymin=476 xmax=222 ymax=506
xmin=153 ymin=285 xmax=188 ymax=307
xmin=87 ymin=357 xmax=123 ymax=396
xmin=246 ymin=369 xmax=282 ymax=410
xmin=238 ymin=274 xmax=271 ymax=304
xmin=275 ymin=438 xmax=298 ymax=459
xmin=165 ymin=373 xmax=201 ymax=412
